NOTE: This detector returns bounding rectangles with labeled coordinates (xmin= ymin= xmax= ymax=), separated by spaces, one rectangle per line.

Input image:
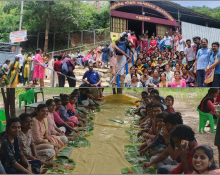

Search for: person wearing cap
xmin=15 ymin=49 xmax=26 ymax=84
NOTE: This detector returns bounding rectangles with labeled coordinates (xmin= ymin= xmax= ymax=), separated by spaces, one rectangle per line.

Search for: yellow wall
xmin=110 ymin=32 xmax=121 ymax=40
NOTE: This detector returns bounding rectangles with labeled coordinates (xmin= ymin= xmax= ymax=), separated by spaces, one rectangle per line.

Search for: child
xmin=139 ymin=103 xmax=154 ymax=126
xmin=152 ymin=95 xmax=167 ymax=110
xmin=191 ymin=145 xmax=220 ymax=174
xmin=165 ymin=95 xmax=175 ymax=113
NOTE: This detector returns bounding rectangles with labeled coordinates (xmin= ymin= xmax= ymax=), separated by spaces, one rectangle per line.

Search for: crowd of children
xmin=0 ymin=87 xmax=103 ymax=174
xmin=132 ymin=88 xmax=220 ymax=174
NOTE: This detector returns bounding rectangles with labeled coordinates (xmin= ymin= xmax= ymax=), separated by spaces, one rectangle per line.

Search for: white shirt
xmin=164 ymin=71 xmax=174 ymax=83
xmin=164 ymin=36 xmax=172 ymax=46
xmin=127 ymin=33 xmax=131 ymax=37
xmin=176 ymin=39 xmax=186 ymax=52
xmin=16 ymin=53 xmax=25 ymax=66
xmin=124 ymin=73 xmax=140 ymax=84
xmin=184 ymin=45 xmax=194 ymax=61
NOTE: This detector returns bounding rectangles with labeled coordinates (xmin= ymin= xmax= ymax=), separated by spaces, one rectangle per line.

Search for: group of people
xmin=0 ymin=87 xmax=104 ymax=174
xmin=111 ymin=29 xmax=220 ymax=87
xmin=132 ymin=88 xmax=220 ymax=174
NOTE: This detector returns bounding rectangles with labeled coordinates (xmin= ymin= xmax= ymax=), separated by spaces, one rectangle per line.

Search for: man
xmin=82 ymin=63 xmax=102 ymax=87
xmin=195 ymin=38 xmax=210 ymax=87
xmin=143 ymin=112 xmax=183 ymax=173
xmin=193 ymin=36 xmax=202 ymax=56
xmin=15 ymin=49 xmax=26 ymax=84
xmin=145 ymin=69 xmax=160 ymax=87
xmin=184 ymin=39 xmax=195 ymax=69
xmin=54 ymin=54 xmax=65 ymax=87
xmin=128 ymin=33 xmax=137 ymax=56
xmin=127 ymin=30 xmax=131 ymax=37
xmin=63 ymin=55 xmax=76 ymax=87
xmin=120 ymin=30 xmax=128 ymax=37
xmin=205 ymin=42 xmax=220 ymax=87
xmin=163 ymin=32 xmax=173 ymax=51
xmin=176 ymin=35 xmax=186 ymax=52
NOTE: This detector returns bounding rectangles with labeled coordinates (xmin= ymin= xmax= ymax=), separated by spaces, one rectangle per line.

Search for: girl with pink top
xmin=33 ymin=48 xmax=45 ymax=87
xmin=171 ymin=71 xmax=186 ymax=87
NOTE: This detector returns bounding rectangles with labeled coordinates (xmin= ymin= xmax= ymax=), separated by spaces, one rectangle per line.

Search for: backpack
xmin=108 ymin=43 xmax=114 ymax=58
xmin=61 ymin=60 xmax=69 ymax=75
xmin=116 ymin=41 xmax=126 ymax=55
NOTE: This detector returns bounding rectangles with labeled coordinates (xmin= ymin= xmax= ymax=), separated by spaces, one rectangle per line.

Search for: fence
xmin=0 ymin=42 xmax=19 ymax=65
xmin=20 ymin=28 xmax=110 ymax=52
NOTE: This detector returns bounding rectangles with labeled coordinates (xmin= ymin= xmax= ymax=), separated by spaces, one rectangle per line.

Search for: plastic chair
xmin=0 ymin=109 xmax=6 ymax=132
xmin=197 ymin=109 xmax=217 ymax=133
xmin=19 ymin=89 xmax=35 ymax=109
xmin=34 ymin=88 xmax=44 ymax=102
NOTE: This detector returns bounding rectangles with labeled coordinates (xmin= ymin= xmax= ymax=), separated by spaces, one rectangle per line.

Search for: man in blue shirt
xmin=82 ymin=63 xmax=102 ymax=87
xmin=205 ymin=42 xmax=220 ymax=87
xmin=195 ymin=38 xmax=210 ymax=87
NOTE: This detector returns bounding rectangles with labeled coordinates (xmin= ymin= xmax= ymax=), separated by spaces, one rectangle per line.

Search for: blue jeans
xmin=197 ymin=70 xmax=206 ymax=87
xmin=157 ymin=167 xmax=170 ymax=174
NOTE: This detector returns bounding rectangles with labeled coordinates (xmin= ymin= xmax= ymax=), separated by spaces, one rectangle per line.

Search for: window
xmin=111 ymin=17 xmax=127 ymax=33
xmin=157 ymin=25 xmax=170 ymax=38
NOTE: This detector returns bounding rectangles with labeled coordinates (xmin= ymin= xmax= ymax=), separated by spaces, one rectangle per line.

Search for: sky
xmin=173 ymin=1 xmax=220 ymax=8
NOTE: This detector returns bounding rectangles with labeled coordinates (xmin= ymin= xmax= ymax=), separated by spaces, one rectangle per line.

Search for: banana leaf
xmin=124 ymin=153 xmax=150 ymax=165
xmin=79 ymin=131 xmax=94 ymax=138
xmin=124 ymin=145 xmax=140 ymax=154
xmin=121 ymin=166 xmax=156 ymax=174
xmin=68 ymin=137 xmax=90 ymax=147
xmin=125 ymin=130 xmax=140 ymax=135
xmin=57 ymin=147 xmax=73 ymax=159
xmin=95 ymin=108 xmax=100 ymax=112
xmin=127 ymin=136 xmax=145 ymax=143
xmin=108 ymin=118 xmax=124 ymax=124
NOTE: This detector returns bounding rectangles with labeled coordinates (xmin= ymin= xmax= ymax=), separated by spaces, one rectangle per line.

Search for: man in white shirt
xmin=163 ymin=32 xmax=173 ymax=51
xmin=176 ymin=35 xmax=186 ymax=52
xmin=15 ymin=49 xmax=26 ymax=84
xmin=184 ymin=39 xmax=195 ymax=69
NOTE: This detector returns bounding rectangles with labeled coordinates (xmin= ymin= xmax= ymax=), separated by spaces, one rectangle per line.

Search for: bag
xmin=116 ymin=41 xmax=126 ymax=55
xmin=108 ymin=44 xmax=114 ymax=58
xmin=204 ymin=54 xmax=217 ymax=84
xmin=61 ymin=60 xmax=69 ymax=75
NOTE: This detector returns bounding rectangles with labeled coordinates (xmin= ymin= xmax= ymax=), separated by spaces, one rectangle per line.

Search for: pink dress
xmin=149 ymin=40 xmax=157 ymax=55
xmin=33 ymin=54 xmax=44 ymax=79
xmin=171 ymin=79 xmax=186 ymax=87
xmin=66 ymin=103 xmax=79 ymax=124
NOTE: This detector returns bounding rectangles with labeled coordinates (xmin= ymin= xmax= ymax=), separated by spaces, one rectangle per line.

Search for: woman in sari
xmin=149 ymin=36 xmax=157 ymax=55
xmin=157 ymin=73 xmax=171 ymax=87
xmin=181 ymin=66 xmax=195 ymax=87
xmin=31 ymin=104 xmax=64 ymax=153
xmin=33 ymin=48 xmax=45 ymax=87
xmin=96 ymin=44 xmax=103 ymax=68
xmin=141 ymin=34 xmax=149 ymax=54
xmin=23 ymin=53 xmax=32 ymax=86
xmin=8 ymin=57 xmax=21 ymax=87
xmin=83 ymin=51 xmax=91 ymax=68
xmin=0 ymin=117 xmax=42 ymax=174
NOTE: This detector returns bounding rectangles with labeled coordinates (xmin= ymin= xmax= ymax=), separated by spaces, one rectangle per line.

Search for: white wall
xmin=181 ymin=21 xmax=220 ymax=47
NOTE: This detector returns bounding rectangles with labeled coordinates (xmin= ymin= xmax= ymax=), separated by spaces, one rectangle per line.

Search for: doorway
xmin=128 ymin=19 xmax=142 ymax=38
xmin=144 ymin=22 xmax=156 ymax=38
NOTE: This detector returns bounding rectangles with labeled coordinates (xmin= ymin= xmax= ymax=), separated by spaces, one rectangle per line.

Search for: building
xmin=110 ymin=1 xmax=220 ymax=45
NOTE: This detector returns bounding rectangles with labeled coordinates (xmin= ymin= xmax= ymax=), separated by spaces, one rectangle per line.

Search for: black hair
xmin=193 ymin=145 xmax=217 ymax=172
xmin=156 ymin=113 xmax=166 ymax=119
xmin=159 ymin=72 xmax=166 ymax=82
xmin=181 ymin=66 xmax=188 ymax=71
xmin=131 ymin=33 xmax=134 ymax=36
xmin=54 ymin=98 xmax=61 ymax=103
xmin=143 ymin=68 xmax=149 ymax=74
xmin=5 ymin=60 xmax=10 ymax=63
xmin=130 ymin=73 xmax=138 ymax=80
xmin=202 ymin=38 xmax=208 ymax=43
xmin=212 ymin=42 xmax=219 ymax=47
xmin=6 ymin=117 xmax=21 ymax=133
xmin=46 ymin=99 xmax=54 ymax=106
xmin=145 ymin=103 xmax=154 ymax=109
xmin=21 ymin=49 xmax=26 ymax=52
xmin=141 ymin=91 xmax=149 ymax=96
xmin=136 ymin=58 xmax=142 ymax=63
xmin=174 ymin=71 xmax=181 ymax=75
xmin=36 ymin=48 xmax=41 ymax=53
xmin=166 ymin=95 xmax=174 ymax=105
xmin=60 ymin=94 xmax=69 ymax=101
xmin=163 ymin=112 xmax=183 ymax=125
xmin=106 ymin=44 xmax=109 ymax=47
xmin=193 ymin=36 xmax=201 ymax=41
xmin=151 ymin=89 xmax=159 ymax=95
xmin=69 ymin=94 xmax=77 ymax=99
xmin=120 ymin=37 xmax=126 ymax=42
xmin=198 ymin=88 xmax=219 ymax=109
xmin=152 ymin=95 xmax=161 ymax=102
xmin=186 ymin=39 xmax=191 ymax=43
xmin=130 ymin=66 xmax=135 ymax=71
xmin=170 ymin=124 xmax=195 ymax=141
xmin=10 ymin=57 xmax=20 ymax=71
xmin=158 ymin=58 xmax=162 ymax=61
xmin=36 ymin=104 xmax=47 ymax=112
xmin=19 ymin=113 xmax=32 ymax=123
xmin=153 ymin=103 xmax=164 ymax=112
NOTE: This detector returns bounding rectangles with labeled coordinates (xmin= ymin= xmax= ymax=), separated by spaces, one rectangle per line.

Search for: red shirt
xmin=170 ymin=142 xmax=199 ymax=174
xmin=200 ymin=100 xmax=215 ymax=115
xmin=128 ymin=36 xmax=137 ymax=49
xmin=54 ymin=60 xmax=63 ymax=76
xmin=215 ymin=91 xmax=220 ymax=103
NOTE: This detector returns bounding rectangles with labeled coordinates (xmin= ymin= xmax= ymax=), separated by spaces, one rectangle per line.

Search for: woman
xmin=191 ymin=145 xmax=220 ymax=174
xmin=125 ymin=73 xmax=143 ymax=88
xmin=181 ymin=66 xmax=195 ymax=87
xmin=31 ymin=104 xmax=64 ymax=153
xmin=7 ymin=57 xmax=21 ymax=87
xmin=172 ymin=63 xmax=182 ymax=75
xmin=33 ymin=48 xmax=45 ymax=87
xmin=145 ymin=69 xmax=160 ymax=87
xmin=168 ymin=60 xmax=174 ymax=71
xmin=42 ymin=52 xmax=48 ymax=78
xmin=23 ymin=53 xmax=32 ymax=86
xmin=134 ymin=58 xmax=144 ymax=75
xmin=18 ymin=113 xmax=54 ymax=166
xmin=82 ymin=51 xmax=91 ymax=68
xmin=2 ymin=60 xmax=10 ymax=74
xmin=45 ymin=99 xmax=69 ymax=144
xmin=171 ymin=71 xmax=186 ymax=87
xmin=140 ymin=69 xmax=150 ymax=87
xmin=149 ymin=36 xmax=157 ymax=56
xmin=124 ymin=66 xmax=141 ymax=86
xmin=0 ymin=117 xmax=41 ymax=174
xmin=101 ymin=44 xmax=110 ymax=68
xmin=141 ymin=34 xmax=149 ymax=54
xmin=164 ymin=95 xmax=175 ymax=113
xmin=164 ymin=64 xmax=174 ymax=83
xmin=157 ymin=72 xmax=171 ymax=87
xmin=96 ymin=44 xmax=103 ymax=68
